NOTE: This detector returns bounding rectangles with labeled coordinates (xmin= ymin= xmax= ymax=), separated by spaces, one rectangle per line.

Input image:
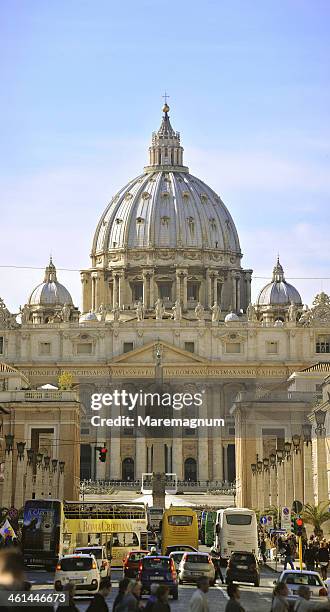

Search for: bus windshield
xmin=225 ymin=514 xmax=252 ymax=526
xmin=22 ymin=500 xmax=61 ymax=554
xmin=168 ymin=515 xmax=193 ymax=526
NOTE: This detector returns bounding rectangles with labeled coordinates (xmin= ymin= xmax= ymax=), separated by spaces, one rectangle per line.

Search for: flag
xmin=0 ymin=519 xmax=16 ymax=540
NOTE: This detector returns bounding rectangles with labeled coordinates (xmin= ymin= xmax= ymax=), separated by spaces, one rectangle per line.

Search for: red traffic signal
xmin=99 ymin=447 xmax=108 ymax=462
xmin=296 ymin=518 xmax=303 ymax=527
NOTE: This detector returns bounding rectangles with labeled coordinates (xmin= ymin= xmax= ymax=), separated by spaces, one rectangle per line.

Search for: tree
xmin=58 ymin=371 xmax=73 ymax=390
xmin=302 ymin=502 xmax=330 ymax=537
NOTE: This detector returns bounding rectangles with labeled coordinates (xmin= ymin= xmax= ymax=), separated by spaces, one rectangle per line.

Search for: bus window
xmin=112 ymin=533 xmax=139 ymax=547
xmin=168 ymin=515 xmax=193 ymax=526
xmin=226 ymin=514 xmax=252 ymax=525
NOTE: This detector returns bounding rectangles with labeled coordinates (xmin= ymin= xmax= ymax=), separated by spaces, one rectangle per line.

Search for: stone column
xmin=112 ymin=273 xmax=118 ymax=308
xmin=81 ymin=272 xmax=92 ymax=313
xmin=43 ymin=456 xmax=51 ymax=499
xmin=231 ymin=272 xmax=237 ymax=311
xmin=223 ymin=443 xmax=228 ymax=480
xmin=198 ymin=394 xmax=209 ymax=481
xmin=50 ymin=460 xmax=58 ymax=497
xmin=109 ymin=402 xmax=121 ymax=480
xmin=284 ymin=456 xmax=294 ymax=508
xmin=303 ymin=443 xmax=314 ymax=505
xmin=213 ymin=441 xmax=223 ymax=482
xmin=172 ymin=436 xmax=183 ymax=480
xmin=182 ymin=272 xmax=188 ymax=310
xmin=270 ymin=466 xmax=277 ymax=507
xmin=1 ymin=447 xmax=13 ymax=508
xmin=142 ymin=271 xmax=149 ymax=309
xmin=277 ymin=461 xmax=285 ymax=507
xmin=263 ymin=469 xmax=270 ymax=510
xmin=314 ymin=433 xmax=328 ymax=504
xmin=251 ymin=473 xmax=257 ymax=508
xmin=14 ymin=443 xmax=27 ymax=510
xmin=236 ymin=276 xmax=241 ymax=312
xmin=35 ymin=456 xmax=44 ymax=499
xmin=213 ymin=274 xmax=218 ymax=306
xmin=245 ymin=272 xmax=252 ymax=310
xmin=25 ymin=450 xmax=35 ymax=501
xmin=292 ymin=450 xmax=303 ymax=504
xmin=118 ymin=271 xmax=125 ymax=308
xmin=149 ymin=271 xmax=155 ymax=308
xmin=176 ymin=272 xmax=181 ymax=304
xmin=206 ymin=271 xmax=212 ymax=308
xmin=257 ymin=470 xmax=264 ymax=511
xmin=58 ymin=462 xmax=65 ymax=500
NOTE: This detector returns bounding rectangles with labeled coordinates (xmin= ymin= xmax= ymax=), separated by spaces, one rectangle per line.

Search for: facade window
xmin=316 ymin=336 xmax=330 ymax=353
xmin=77 ymin=343 xmax=93 ymax=355
xmin=226 ymin=342 xmax=241 ymax=354
xmin=158 ymin=282 xmax=172 ymax=301
xmin=266 ymin=341 xmax=279 ymax=354
xmin=0 ymin=337 xmax=3 ymax=354
xmin=39 ymin=342 xmax=51 ymax=355
xmin=132 ymin=282 xmax=143 ymax=302
xmin=123 ymin=342 xmax=134 ymax=353
xmin=184 ymin=342 xmax=195 ymax=353
xmin=187 ymin=282 xmax=199 ymax=301
xmin=81 ymin=427 xmax=90 ymax=435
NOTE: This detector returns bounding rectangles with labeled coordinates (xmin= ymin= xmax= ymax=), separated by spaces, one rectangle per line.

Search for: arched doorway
xmin=184 ymin=457 xmax=197 ymax=482
xmin=122 ymin=457 xmax=135 ymax=482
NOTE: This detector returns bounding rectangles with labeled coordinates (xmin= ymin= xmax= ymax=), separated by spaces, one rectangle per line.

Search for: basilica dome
xmin=257 ymin=258 xmax=302 ymax=307
xmin=92 ymin=105 xmax=240 ymax=255
xmin=29 ymin=258 xmax=73 ymax=306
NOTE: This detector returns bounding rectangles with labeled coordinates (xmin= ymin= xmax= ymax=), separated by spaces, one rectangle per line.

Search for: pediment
xmin=111 ymin=341 xmax=207 ymax=364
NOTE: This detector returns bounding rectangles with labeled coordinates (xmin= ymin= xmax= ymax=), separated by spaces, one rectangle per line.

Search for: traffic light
xmin=291 ymin=513 xmax=296 ymax=533
xmin=99 ymin=447 xmax=107 ymax=462
xmin=295 ymin=516 xmax=303 ymax=537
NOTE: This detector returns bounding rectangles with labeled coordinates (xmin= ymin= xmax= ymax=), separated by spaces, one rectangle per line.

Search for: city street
xmin=27 ymin=567 xmax=277 ymax=611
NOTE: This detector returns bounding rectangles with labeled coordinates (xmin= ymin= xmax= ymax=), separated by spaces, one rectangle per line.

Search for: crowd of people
xmin=258 ymin=532 xmax=330 ymax=579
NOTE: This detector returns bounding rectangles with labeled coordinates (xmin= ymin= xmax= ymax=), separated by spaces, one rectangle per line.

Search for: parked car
xmin=165 ymin=545 xmax=198 ymax=556
xmin=276 ymin=570 xmax=328 ymax=601
xmin=138 ymin=555 xmax=178 ymax=599
xmin=74 ymin=545 xmax=111 ymax=578
xmin=169 ymin=551 xmax=185 ymax=571
xmin=54 ymin=554 xmax=100 ymax=595
xmin=123 ymin=550 xmax=149 ymax=578
xmin=178 ymin=552 xmax=216 ymax=586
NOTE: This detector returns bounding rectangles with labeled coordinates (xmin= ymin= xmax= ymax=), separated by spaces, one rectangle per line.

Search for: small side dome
xmin=81 ymin=310 xmax=98 ymax=322
xmin=29 ymin=258 xmax=73 ymax=306
xmin=256 ymin=258 xmax=302 ymax=307
xmin=225 ymin=311 xmax=239 ymax=322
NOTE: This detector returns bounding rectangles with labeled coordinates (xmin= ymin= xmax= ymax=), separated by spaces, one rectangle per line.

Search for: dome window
xmin=200 ymin=193 xmax=208 ymax=203
xmin=115 ymin=218 xmax=123 ymax=224
xmin=136 ymin=217 xmax=144 ymax=224
xmin=142 ymin=192 xmax=151 ymax=200
xmin=161 ymin=216 xmax=170 ymax=227
xmin=162 ymin=191 xmax=170 ymax=198
xmin=125 ymin=192 xmax=133 ymax=200
xmin=182 ymin=191 xmax=190 ymax=199
xmin=209 ymin=218 xmax=217 ymax=230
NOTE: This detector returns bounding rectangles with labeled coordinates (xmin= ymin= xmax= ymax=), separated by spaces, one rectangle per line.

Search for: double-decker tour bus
xmin=22 ymin=499 xmax=148 ymax=569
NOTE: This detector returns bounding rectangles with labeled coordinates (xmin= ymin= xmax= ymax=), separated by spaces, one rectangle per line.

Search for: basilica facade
xmin=0 ymin=104 xmax=330 ymax=500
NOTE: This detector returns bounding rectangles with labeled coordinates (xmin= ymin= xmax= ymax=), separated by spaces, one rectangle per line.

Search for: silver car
xmin=178 ymin=552 xmax=216 ymax=586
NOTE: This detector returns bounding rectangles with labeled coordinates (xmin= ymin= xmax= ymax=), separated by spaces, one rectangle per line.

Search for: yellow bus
xmin=62 ymin=501 xmax=148 ymax=567
xmin=161 ymin=507 xmax=198 ymax=555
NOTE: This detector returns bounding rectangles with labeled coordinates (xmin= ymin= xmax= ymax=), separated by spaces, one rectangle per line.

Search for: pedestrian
xmin=225 ymin=584 xmax=245 ymax=611
xmin=317 ymin=541 xmax=329 ymax=580
xmin=58 ymin=582 xmax=79 ymax=611
xmin=271 ymin=582 xmax=290 ymax=612
xmin=0 ymin=548 xmax=54 ymax=612
xmin=283 ymin=540 xmax=295 ymax=570
xmin=189 ymin=576 xmax=209 ymax=612
xmin=86 ymin=576 xmax=111 ymax=612
xmin=151 ymin=585 xmax=171 ymax=612
xmin=115 ymin=580 xmax=142 ymax=611
xmin=112 ymin=578 xmax=131 ymax=611
xmin=260 ymin=537 xmax=267 ymax=564
xmin=303 ymin=543 xmax=316 ymax=572
xmin=144 ymin=584 xmax=158 ymax=611
xmin=293 ymin=585 xmax=313 ymax=611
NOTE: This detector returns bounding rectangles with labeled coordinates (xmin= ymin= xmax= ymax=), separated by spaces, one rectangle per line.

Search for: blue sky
xmin=1 ymin=0 xmax=329 ymax=310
